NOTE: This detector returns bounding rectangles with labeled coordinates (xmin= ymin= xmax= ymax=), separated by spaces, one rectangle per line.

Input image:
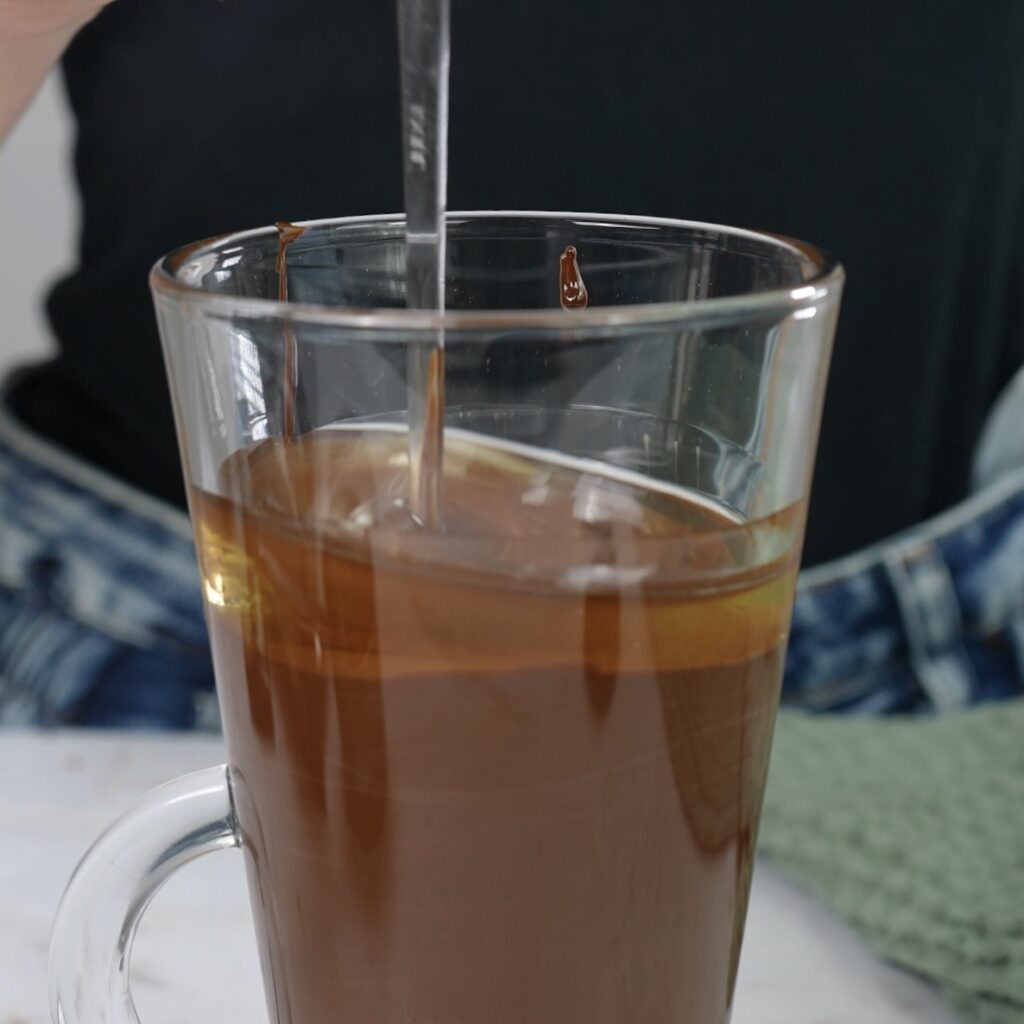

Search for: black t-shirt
xmin=16 ymin=0 xmax=1024 ymax=565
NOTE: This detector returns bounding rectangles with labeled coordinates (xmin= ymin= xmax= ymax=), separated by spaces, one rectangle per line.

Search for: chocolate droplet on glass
xmin=275 ymin=221 xmax=307 ymax=442
xmin=559 ymin=245 xmax=589 ymax=311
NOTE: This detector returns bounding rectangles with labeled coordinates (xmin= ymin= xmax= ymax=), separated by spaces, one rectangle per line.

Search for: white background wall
xmin=0 ymin=74 xmax=77 ymax=375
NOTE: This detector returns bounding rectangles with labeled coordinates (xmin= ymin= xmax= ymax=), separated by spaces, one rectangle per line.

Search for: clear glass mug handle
xmin=49 ymin=766 xmax=240 ymax=1024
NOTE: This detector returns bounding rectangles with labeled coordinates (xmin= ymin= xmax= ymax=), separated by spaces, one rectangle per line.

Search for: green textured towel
xmin=759 ymin=701 xmax=1024 ymax=1024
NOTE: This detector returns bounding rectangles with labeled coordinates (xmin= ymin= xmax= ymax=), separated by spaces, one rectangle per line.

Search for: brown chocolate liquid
xmin=195 ymin=426 xmax=796 ymax=1024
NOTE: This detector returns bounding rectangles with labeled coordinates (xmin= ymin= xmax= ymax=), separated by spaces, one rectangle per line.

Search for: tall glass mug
xmin=50 ymin=213 xmax=842 ymax=1024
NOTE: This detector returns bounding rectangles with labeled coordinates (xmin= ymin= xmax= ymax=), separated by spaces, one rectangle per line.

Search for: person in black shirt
xmin=7 ymin=1 xmax=1024 ymax=565
xmin=0 ymin=0 xmax=1022 ymax=725
xmin=3 ymin=8 xmax=1024 ymax=1016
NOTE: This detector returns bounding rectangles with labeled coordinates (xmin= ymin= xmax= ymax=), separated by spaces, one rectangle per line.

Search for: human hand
xmin=0 ymin=0 xmax=115 ymax=140
xmin=0 ymin=0 xmax=113 ymax=37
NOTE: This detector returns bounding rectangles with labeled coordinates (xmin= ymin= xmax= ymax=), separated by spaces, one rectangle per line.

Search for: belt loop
xmin=884 ymin=542 xmax=976 ymax=712
xmin=1007 ymin=618 xmax=1024 ymax=684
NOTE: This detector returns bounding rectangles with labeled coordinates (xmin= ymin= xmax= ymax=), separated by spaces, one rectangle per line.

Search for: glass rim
xmin=150 ymin=210 xmax=844 ymax=331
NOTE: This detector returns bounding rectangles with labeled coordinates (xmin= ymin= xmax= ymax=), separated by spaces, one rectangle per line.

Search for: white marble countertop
xmin=0 ymin=730 xmax=960 ymax=1024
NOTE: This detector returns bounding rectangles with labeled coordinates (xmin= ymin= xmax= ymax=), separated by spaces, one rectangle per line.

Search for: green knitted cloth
xmin=759 ymin=701 xmax=1024 ymax=1024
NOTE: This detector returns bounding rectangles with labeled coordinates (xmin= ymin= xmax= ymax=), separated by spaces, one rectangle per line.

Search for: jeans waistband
xmin=786 ymin=465 xmax=1024 ymax=713
xmin=2 ymin=368 xmax=1022 ymax=723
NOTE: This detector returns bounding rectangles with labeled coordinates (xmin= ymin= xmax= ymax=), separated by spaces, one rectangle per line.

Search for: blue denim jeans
xmin=0 ymin=382 xmax=214 ymax=729
xmin=785 ymin=467 xmax=1024 ymax=713
xmin=1 ymin=372 xmax=1021 ymax=729
xmin=786 ymin=363 xmax=1024 ymax=713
